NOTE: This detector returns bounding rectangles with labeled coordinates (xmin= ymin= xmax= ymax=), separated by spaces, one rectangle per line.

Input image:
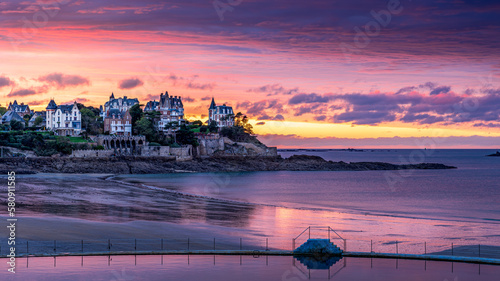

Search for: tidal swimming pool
xmin=0 ymin=255 xmax=497 ymax=280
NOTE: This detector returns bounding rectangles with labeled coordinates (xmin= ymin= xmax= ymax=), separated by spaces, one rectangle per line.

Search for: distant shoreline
xmin=0 ymin=154 xmax=457 ymax=174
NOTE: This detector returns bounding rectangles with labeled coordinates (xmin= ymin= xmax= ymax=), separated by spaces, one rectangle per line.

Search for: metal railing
xmin=292 ymin=226 xmax=346 ymax=251
xmin=1 ymin=236 xmax=498 ymax=260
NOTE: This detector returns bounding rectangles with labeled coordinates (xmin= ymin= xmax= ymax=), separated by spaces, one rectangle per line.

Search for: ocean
xmin=1 ymin=149 xmax=499 ymax=280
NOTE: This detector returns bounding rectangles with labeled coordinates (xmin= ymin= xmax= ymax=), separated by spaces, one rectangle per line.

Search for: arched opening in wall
xmin=121 ymin=140 xmax=126 ymax=150
xmin=138 ymin=140 xmax=143 ymax=145
xmin=132 ymin=140 xmax=136 ymax=153
xmin=126 ymin=140 xmax=131 ymax=149
xmin=110 ymin=140 xmax=115 ymax=149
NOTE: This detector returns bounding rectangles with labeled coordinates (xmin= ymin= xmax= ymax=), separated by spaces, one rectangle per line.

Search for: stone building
xmin=46 ymin=100 xmax=82 ymax=136
xmin=103 ymin=109 xmax=133 ymax=136
xmin=208 ymin=97 xmax=234 ymax=127
xmin=97 ymin=135 xmax=147 ymax=155
xmin=100 ymin=93 xmax=138 ymax=135
xmin=145 ymin=91 xmax=185 ymax=131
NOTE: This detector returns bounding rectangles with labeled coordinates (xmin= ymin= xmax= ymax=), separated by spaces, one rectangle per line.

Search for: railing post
xmin=54 ymin=240 xmax=56 ymax=253
xmin=328 ymin=227 xmax=330 ymax=241
xmin=266 ymin=238 xmax=268 ymax=251
xmin=479 ymin=244 xmax=481 ymax=257
xmin=135 ymin=239 xmax=137 ymax=251
xmin=308 ymin=227 xmax=310 ymax=239
xmin=161 ymin=238 xmax=163 ymax=250
xmin=240 ymin=238 xmax=242 ymax=250
xmin=292 ymin=238 xmax=295 ymax=250
xmin=188 ymin=238 xmax=190 ymax=251
xmin=371 ymin=240 xmax=372 ymax=253
xmin=27 ymin=241 xmax=29 ymax=255
xmin=108 ymin=239 xmax=111 ymax=252
xmin=424 ymin=242 xmax=426 ymax=255
xmin=213 ymin=238 xmax=215 ymax=251
xmin=81 ymin=240 xmax=83 ymax=253
xmin=396 ymin=240 xmax=398 ymax=254
xmin=451 ymin=243 xmax=453 ymax=256
xmin=344 ymin=239 xmax=346 ymax=252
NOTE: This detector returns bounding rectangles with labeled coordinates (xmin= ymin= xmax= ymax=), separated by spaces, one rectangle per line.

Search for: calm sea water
xmin=107 ymin=149 xmax=500 ymax=251
xmin=0 ymin=256 xmax=496 ymax=281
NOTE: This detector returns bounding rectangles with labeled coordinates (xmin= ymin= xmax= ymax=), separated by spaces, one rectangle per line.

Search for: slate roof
xmin=144 ymin=100 xmax=159 ymax=111
xmin=104 ymin=96 xmax=139 ymax=108
xmin=9 ymin=100 xmax=30 ymax=113
xmin=1 ymin=110 xmax=24 ymax=123
xmin=46 ymin=100 xmax=58 ymax=110
xmin=107 ymin=108 xmax=128 ymax=119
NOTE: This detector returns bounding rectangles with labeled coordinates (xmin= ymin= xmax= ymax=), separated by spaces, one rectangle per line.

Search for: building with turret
xmin=100 ymin=93 xmax=139 ymax=135
xmin=46 ymin=100 xmax=82 ymax=136
xmin=145 ymin=91 xmax=185 ymax=132
xmin=7 ymin=100 xmax=31 ymax=116
xmin=208 ymin=98 xmax=234 ymax=128
xmin=100 ymin=93 xmax=139 ymax=118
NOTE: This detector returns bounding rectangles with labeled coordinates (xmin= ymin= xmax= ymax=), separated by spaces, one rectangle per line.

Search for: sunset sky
xmin=1 ymin=0 xmax=500 ymax=148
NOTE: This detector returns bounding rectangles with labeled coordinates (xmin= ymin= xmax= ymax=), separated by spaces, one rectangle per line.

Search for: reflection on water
xmin=0 ymin=256 xmax=496 ymax=281
xmin=294 ymin=255 xmax=343 ymax=270
xmin=14 ymin=175 xmax=255 ymax=228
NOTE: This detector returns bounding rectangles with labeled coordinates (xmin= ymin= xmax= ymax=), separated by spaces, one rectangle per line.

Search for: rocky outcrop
xmin=0 ymin=154 xmax=456 ymax=174
xmin=486 ymin=151 xmax=500 ymax=157
xmin=216 ymin=137 xmax=278 ymax=156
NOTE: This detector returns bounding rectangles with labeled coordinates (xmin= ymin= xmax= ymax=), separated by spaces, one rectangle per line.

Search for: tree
xmin=234 ymin=112 xmax=244 ymax=126
xmin=219 ymin=111 xmax=258 ymax=143
xmin=34 ymin=116 xmax=43 ymax=126
xmin=129 ymin=104 xmax=143 ymax=127
xmin=208 ymin=120 xmax=218 ymax=133
xmin=80 ymin=107 xmax=102 ymax=136
xmin=0 ymin=107 xmax=6 ymax=115
xmin=191 ymin=120 xmax=203 ymax=127
xmin=135 ymin=117 xmax=156 ymax=141
xmin=23 ymin=114 xmax=32 ymax=127
xmin=80 ymin=108 xmax=94 ymax=136
xmin=176 ymin=125 xmax=198 ymax=147
xmin=10 ymin=120 xmax=24 ymax=131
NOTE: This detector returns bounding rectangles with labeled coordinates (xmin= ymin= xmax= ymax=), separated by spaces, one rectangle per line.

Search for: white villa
xmin=208 ymin=98 xmax=234 ymax=127
xmin=46 ymin=100 xmax=82 ymax=136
